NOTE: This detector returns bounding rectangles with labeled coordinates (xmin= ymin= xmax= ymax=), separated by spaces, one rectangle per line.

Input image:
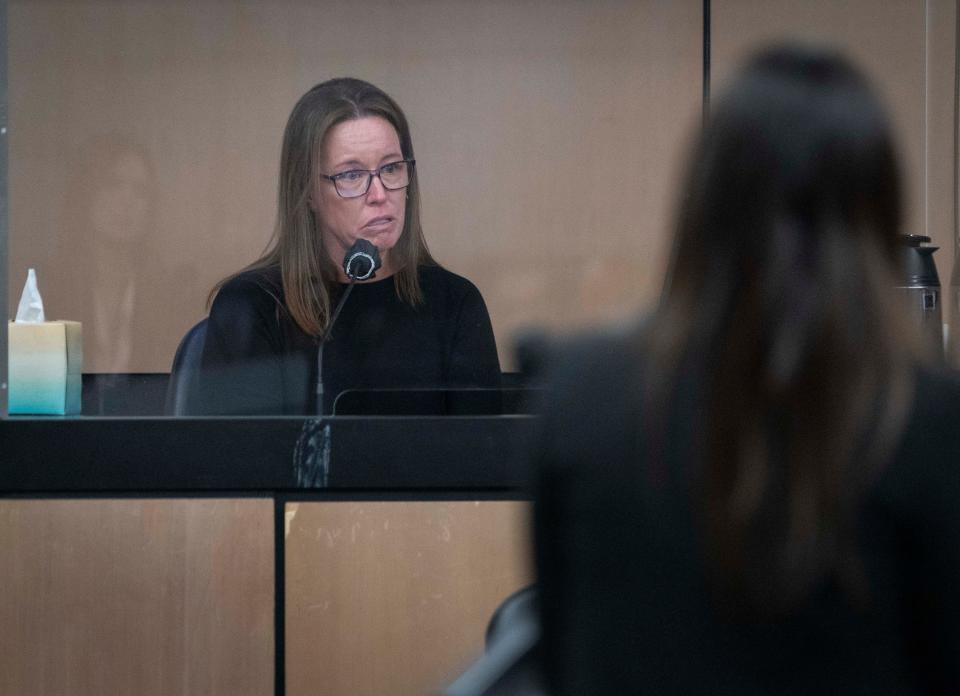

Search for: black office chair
xmin=164 ymin=318 xmax=208 ymax=416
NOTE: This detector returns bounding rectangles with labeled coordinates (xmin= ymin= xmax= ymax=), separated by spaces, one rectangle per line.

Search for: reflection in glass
xmin=79 ymin=138 xmax=152 ymax=371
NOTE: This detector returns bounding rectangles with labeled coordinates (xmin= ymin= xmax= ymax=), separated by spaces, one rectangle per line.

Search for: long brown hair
xmin=645 ymin=44 xmax=917 ymax=614
xmin=210 ymin=78 xmax=435 ymax=337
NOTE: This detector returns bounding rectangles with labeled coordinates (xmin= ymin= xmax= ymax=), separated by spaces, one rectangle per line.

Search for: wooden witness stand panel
xmin=0 ymin=499 xmax=275 ymax=696
xmin=0 ymin=498 xmax=532 ymax=696
xmin=285 ymin=501 xmax=533 ymax=696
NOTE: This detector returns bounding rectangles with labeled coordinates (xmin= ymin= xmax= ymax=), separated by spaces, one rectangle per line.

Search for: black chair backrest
xmin=485 ymin=585 xmax=539 ymax=648
xmin=442 ymin=585 xmax=543 ymax=696
xmin=164 ymin=318 xmax=208 ymax=416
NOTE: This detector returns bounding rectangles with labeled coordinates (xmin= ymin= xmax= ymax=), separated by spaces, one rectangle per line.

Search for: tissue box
xmin=8 ymin=320 xmax=83 ymax=415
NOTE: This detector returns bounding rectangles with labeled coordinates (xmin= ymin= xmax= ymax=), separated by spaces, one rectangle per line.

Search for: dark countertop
xmin=0 ymin=415 xmax=537 ymax=495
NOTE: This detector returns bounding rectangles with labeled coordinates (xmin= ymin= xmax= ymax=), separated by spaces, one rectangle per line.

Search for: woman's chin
xmin=366 ymin=231 xmax=401 ymax=254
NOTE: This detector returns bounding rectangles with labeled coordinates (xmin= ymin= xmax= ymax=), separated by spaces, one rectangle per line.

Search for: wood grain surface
xmin=0 ymin=499 xmax=274 ymax=696
xmin=285 ymin=500 xmax=533 ymax=696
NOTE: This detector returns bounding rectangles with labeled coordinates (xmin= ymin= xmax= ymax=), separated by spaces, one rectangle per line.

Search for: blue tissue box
xmin=8 ymin=320 xmax=83 ymax=415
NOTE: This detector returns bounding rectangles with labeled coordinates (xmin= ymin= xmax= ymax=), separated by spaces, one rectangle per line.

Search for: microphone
xmin=316 ymin=240 xmax=382 ymax=415
xmin=343 ymin=239 xmax=382 ymax=281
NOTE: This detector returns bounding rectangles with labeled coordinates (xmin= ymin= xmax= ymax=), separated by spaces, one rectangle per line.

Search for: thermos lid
xmin=898 ymin=234 xmax=940 ymax=288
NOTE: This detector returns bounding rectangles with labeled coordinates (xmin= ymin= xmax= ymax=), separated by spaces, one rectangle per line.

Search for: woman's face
xmin=312 ymin=116 xmax=407 ymax=277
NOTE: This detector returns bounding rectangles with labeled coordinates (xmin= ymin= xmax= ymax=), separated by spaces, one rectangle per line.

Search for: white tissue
xmin=15 ymin=268 xmax=46 ymax=323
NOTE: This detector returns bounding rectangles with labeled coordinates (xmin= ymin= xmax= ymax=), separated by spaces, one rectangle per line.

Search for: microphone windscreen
xmin=343 ymin=239 xmax=382 ymax=281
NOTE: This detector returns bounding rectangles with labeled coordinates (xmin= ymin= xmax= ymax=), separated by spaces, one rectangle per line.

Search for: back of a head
xmin=670 ymin=43 xmax=902 ymax=303
xmin=651 ymin=43 xmax=916 ymax=615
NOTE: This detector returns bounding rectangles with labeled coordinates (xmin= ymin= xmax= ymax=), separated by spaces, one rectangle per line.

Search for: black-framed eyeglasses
xmin=321 ymin=159 xmax=415 ymax=199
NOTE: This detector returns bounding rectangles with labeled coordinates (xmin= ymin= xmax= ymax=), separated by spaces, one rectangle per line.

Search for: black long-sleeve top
xmin=534 ymin=331 xmax=960 ymax=695
xmin=198 ymin=264 xmax=500 ymax=415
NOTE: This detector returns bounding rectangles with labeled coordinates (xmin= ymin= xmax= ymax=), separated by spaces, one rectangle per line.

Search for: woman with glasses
xmin=533 ymin=44 xmax=960 ymax=694
xmin=198 ymin=78 xmax=500 ymax=415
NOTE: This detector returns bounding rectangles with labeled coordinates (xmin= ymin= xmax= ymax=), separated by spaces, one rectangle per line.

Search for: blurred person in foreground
xmin=199 ymin=78 xmax=500 ymax=415
xmin=533 ymin=43 xmax=960 ymax=695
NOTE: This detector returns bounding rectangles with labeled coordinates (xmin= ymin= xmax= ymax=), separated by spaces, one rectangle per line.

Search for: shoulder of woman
xmin=533 ymin=326 xmax=645 ymax=458
xmin=211 ymin=266 xmax=284 ymax=317
xmin=915 ymin=364 xmax=960 ymax=408
xmin=897 ymin=365 xmax=960 ymax=462
xmin=545 ymin=328 xmax=640 ymax=402
xmin=417 ymin=264 xmax=482 ymax=298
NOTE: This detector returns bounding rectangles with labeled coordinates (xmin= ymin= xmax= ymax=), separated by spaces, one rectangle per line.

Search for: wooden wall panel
xmin=0 ymin=499 xmax=274 ymax=696
xmin=713 ymin=1 xmax=926 ymax=235
xmin=284 ymin=500 xmax=533 ymax=696
xmin=928 ymin=0 xmax=960 ymax=359
xmin=7 ymin=0 xmax=702 ymax=372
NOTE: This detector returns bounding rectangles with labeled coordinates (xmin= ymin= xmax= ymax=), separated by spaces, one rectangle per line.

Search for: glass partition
xmin=4 ymin=0 xmax=703 ymax=418
xmin=3 ymin=1 xmax=955 ymax=418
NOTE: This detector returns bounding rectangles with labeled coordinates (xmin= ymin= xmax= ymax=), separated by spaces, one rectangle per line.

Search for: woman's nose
xmin=365 ymin=174 xmax=388 ymax=202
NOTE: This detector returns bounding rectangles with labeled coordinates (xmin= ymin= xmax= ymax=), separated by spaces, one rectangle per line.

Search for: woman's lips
xmin=363 ymin=216 xmax=393 ymax=229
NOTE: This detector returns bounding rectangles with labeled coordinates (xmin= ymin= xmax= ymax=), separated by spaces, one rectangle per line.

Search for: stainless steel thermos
xmin=896 ymin=234 xmax=942 ymax=355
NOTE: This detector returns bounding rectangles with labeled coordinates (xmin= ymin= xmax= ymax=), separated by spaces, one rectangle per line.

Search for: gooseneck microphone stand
xmin=315 ymin=283 xmax=354 ymax=416
xmin=297 ymin=240 xmax=381 ymax=488
xmin=314 ymin=239 xmax=381 ymax=416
